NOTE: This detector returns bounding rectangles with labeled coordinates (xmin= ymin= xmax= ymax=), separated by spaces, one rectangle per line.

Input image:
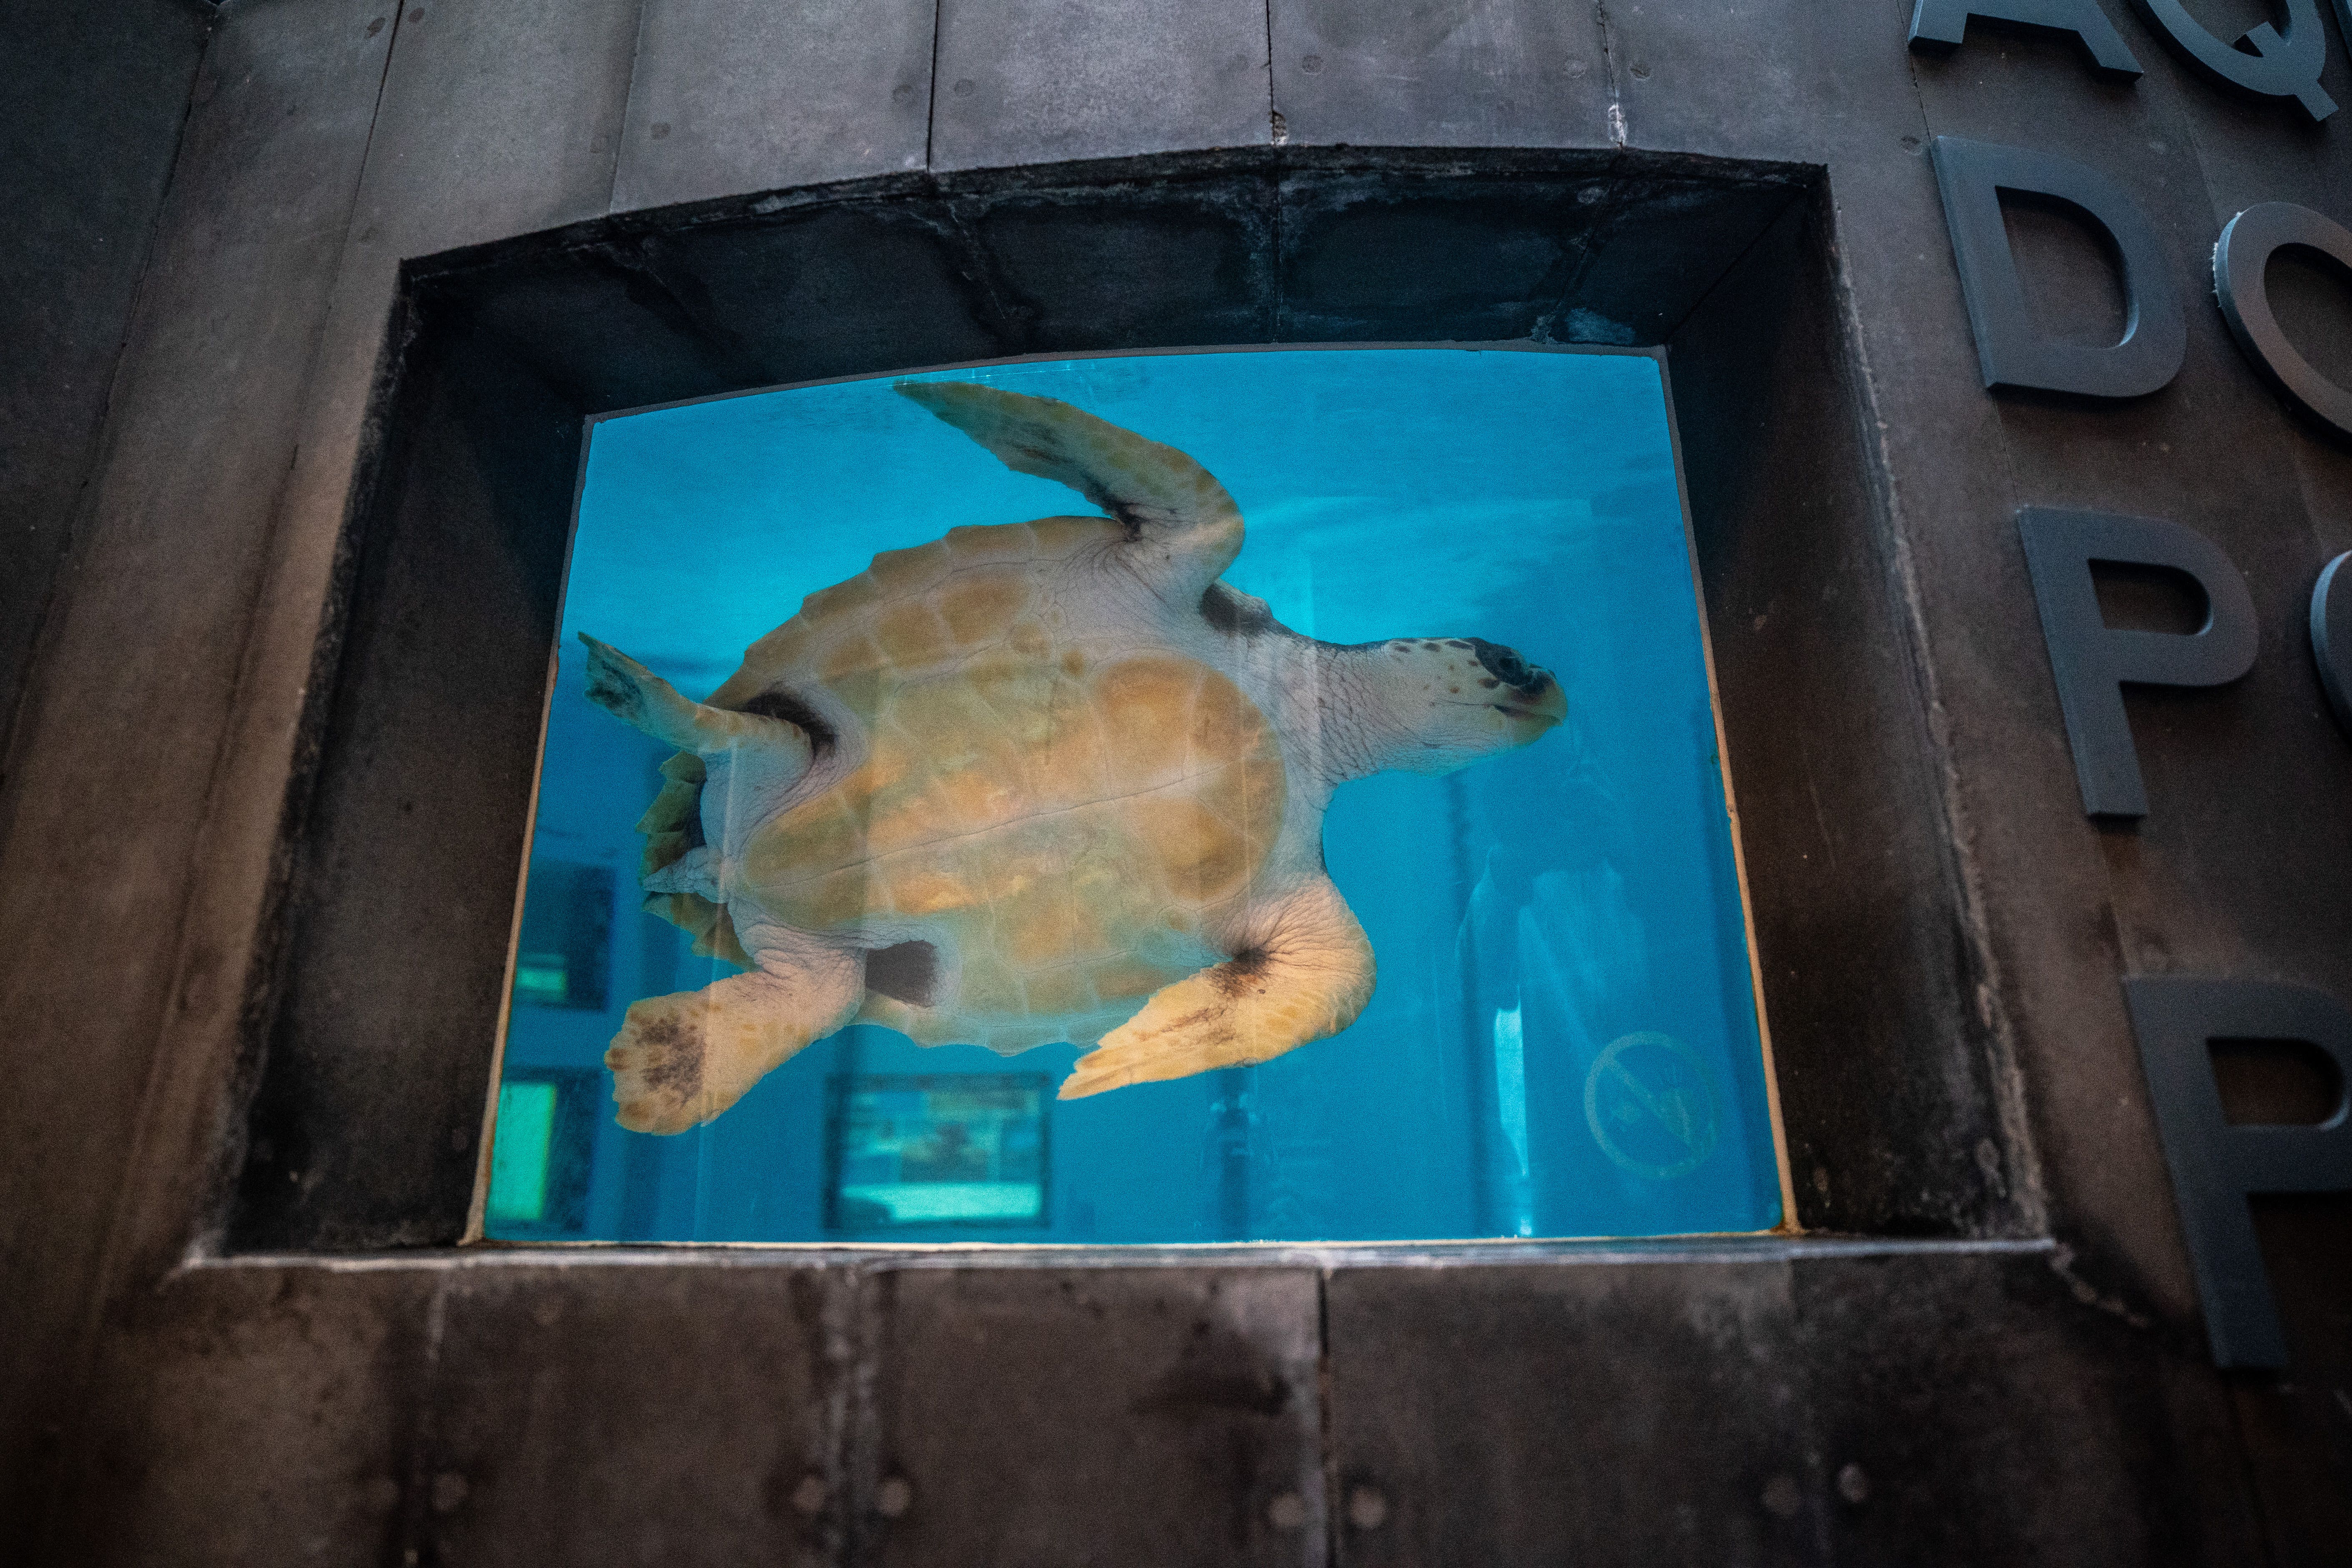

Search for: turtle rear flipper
xmin=606 ymin=938 xmax=861 ymax=1134
xmin=894 ymin=380 xmax=1245 ymax=592
xmin=1057 ymin=876 xmax=1375 ymax=1100
xmin=581 ymin=632 xmax=814 ymax=841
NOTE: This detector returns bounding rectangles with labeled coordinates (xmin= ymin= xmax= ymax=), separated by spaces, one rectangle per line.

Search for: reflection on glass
xmin=487 ymin=1081 xmax=557 ymax=1222
xmin=510 ymin=860 xmax=613 ymax=1011
xmin=485 ymin=1068 xmax=598 ymax=1234
xmin=485 ymin=347 xmax=1782 ymax=1244
xmin=828 ymin=1075 xmax=1049 ymax=1231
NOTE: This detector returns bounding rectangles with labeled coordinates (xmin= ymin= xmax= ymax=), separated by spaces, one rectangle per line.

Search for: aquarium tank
xmin=483 ymin=346 xmax=1786 ymax=1244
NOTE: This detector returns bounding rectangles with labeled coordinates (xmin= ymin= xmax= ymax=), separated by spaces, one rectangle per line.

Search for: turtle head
xmin=1362 ymin=635 xmax=1566 ymax=776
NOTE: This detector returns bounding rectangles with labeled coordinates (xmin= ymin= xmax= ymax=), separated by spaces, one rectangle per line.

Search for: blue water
xmin=490 ymin=347 xmax=1784 ymax=1243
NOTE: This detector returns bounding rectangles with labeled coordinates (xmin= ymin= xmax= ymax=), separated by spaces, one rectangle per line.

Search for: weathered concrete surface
xmin=0 ymin=0 xmax=396 ymax=1534
xmin=1324 ymin=1247 xmax=2264 ymax=1566
xmin=41 ymin=1264 xmax=434 ymax=1567
xmin=1270 ymin=0 xmax=1614 ymax=148
xmin=928 ymin=0 xmax=1272 ymax=170
xmin=610 ymin=0 xmax=936 ymax=211
xmin=0 ymin=0 xmax=208 ymax=770
xmin=43 ymin=1257 xmax=850 ymax=1567
xmin=29 ymin=1245 xmax=2296 ymax=1565
xmin=4 ymin=0 xmax=2350 ymax=1560
xmin=869 ymin=1266 xmax=1326 ymax=1568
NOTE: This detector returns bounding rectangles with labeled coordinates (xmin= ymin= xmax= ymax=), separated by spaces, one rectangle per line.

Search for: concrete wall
xmin=0 ymin=0 xmax=211 ymax=781
xmin=2 ymin=0 xmax=2347 ymax=1561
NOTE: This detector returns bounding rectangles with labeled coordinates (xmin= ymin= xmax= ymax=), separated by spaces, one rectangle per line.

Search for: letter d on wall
xmin=2123 ymin=977 xmax=2352 ymax=1368
xmin=1931 ymin=137 xmax=2185 ymax=398
xmin=2017 ymin=509 xmax=2257 ymax=817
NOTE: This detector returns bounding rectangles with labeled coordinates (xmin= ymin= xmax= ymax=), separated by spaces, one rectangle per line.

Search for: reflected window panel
xmin=485 ymin=1068 xmax=600 ymax=1235
xmin=510 ymin=859 xmax=613 ymax=1011
xmin=484 ymin=346 xmax=1785 ymax=1244
xmin=826 ymin=1074 xmax=1050 ymax=1232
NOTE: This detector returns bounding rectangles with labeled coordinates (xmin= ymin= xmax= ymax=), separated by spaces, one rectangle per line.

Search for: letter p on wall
xmin=2016 ymin=509 xmax=2257 ymax=818
xmin=2123 ymin=978 xmax=2352 ymax=1368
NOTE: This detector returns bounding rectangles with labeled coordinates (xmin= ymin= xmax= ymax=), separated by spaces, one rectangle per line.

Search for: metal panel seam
xmin=602 ymin=0 xmax=653 ymax=216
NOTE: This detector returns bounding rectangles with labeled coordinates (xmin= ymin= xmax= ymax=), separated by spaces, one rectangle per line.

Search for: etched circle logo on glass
xmin=1584 ymin=1031 xmax=1719 ymax=1180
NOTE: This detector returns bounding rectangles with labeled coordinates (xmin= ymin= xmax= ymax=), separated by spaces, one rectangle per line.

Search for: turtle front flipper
xmin=1058 ymin=876 xmax=1375 ymax=1100
xmin=894 ymin=380 xmax=1245 ymax=594
xmin=605 ymin=938 xmax=861 ymax=1134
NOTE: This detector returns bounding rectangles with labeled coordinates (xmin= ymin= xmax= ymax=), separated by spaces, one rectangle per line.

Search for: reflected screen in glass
xmin=486 ymin=347 xmax=1783 ymax=1244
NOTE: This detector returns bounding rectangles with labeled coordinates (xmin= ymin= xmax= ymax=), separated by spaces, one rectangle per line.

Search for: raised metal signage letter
xmin=2016 ymin=508 xmax=2257 ymax=818
xmin=2127 ymin=0 xmax=2337 ymax=121
xmin=1931 ymin=137 xmax=2185 ymax=399
xmin=2314 ymin=552 xmax=2352 ymax=734
xmin=2122 ymin=976 xmax=2352 ymax=1368
xmin=2214 ymin=202 xmax=2352 ymax=439
xmin=1908 ymin=0 xmax=2143 ymax=75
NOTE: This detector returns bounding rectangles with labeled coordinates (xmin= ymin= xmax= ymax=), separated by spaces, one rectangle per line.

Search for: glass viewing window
xmin=482 ymin=346 xmax=1788 ymax=1244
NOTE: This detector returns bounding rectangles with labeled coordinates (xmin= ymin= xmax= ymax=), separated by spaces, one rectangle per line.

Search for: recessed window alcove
xmin=229 ymin=150 xmax=2012 ymax=1255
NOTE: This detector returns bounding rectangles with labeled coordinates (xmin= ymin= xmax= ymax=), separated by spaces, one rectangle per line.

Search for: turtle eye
xmin=1471 ymin=640 xmax=1538 ymax=691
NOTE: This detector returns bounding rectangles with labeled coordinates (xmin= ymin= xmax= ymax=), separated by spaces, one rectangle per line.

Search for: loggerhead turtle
xmin=577 ymin=380 xmax=1567 ymax=1134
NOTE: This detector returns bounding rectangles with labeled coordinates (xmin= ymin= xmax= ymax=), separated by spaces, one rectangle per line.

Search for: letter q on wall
xmin=2127 ymin=0 xmax=2338 ymax=122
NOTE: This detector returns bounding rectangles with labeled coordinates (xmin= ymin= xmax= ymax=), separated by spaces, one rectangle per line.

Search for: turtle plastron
xmin=577 ymin=379 xmax=1566 ymax=1129
xmin=1056 ymin=873 xmax=1376 ymax=1099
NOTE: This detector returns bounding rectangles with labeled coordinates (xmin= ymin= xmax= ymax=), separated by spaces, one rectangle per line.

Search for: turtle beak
xmin=1494 ymin=670 xmax=1566 ymax=739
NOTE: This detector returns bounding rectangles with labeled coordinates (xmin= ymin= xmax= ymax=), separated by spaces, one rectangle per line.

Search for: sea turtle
xmin=578 ymin=380 xmax=1566 ymax=1134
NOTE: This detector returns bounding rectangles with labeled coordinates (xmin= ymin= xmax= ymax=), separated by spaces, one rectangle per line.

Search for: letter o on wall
xmin=2213 ymin=202 xmax=2352 ymax=438
xmin=2315 ymin=552 xmax=2352 ymax=735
